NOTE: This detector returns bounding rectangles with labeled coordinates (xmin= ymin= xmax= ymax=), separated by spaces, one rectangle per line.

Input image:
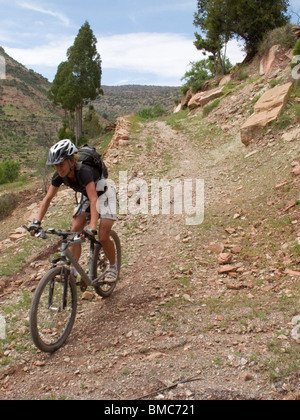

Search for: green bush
xmin=0 ymin=160 xmax=20 ymax=185
xmin=83 ymin=106 xmax=103 ymax=139
xmin=259 ymin=24 xmax=296 ymax=57
xmin=136 ymin=104 xmax=167 ymax=120
xmin=181 ymin=60 xmax=212 ymax=95
xmin=295 ymin=105 xmax=300 ymax=123
xmin=291 ymin=39 xmax=300 ymax=70
xmin=236 ymin=71 xmax=249 ymax=81
xmin=203 ymin=99 xmax=221 ymax=117
xmin=293 ymin=39 xmax=300 ymax=56
xmin=0 ymin=193 xmax=19 ymax=221
xmin=58 ymin=120 xmax=75 ymax=141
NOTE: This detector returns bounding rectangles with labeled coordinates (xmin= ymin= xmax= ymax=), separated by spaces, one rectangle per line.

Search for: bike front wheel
xmin=30 ymin=267 xmax=77 ymax=353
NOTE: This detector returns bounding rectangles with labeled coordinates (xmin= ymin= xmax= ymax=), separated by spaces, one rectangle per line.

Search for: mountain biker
xmin=29 ymin=139 xmax=118 ymax=283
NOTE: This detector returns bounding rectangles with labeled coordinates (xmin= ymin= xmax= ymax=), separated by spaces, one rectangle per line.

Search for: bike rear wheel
xmin=93 ymin=230 xmax=121 ymax=298
xmin=30 ymin=267 xmax=77 ymax=353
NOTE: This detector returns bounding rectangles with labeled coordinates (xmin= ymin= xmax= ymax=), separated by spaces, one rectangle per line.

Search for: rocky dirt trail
xmin=0 ymin=115 xmax=300 ymax=400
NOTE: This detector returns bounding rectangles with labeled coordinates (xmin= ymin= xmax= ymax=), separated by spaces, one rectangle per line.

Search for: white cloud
xmin=4 ymin=32 xmax=202 ymax=82
xmin=99 ymin=33 xmax=245 ymax=81
xmin=4 ymin=32 xmax=245 ymax=85
xmin=99 ymin=33 xmax=201 ymax=79
xmin=18 ymin=1 xmax=70 ymax=26
xmin=4 ymin=38 xmax=72 ymax=66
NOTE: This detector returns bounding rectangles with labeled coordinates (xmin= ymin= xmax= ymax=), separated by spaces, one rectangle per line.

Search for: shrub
xmin=259 ymin=24 xmax=296 ymax=57
xmin=203 ymin=99 xmax=221 ymax=117
xmin=291 ymin=39 xmax=300 ymax=70
xmin=58 ymin=120 xmax=75 ymax=141
xmin=295 ymin=105 xmax=300 ymax=123
xmin=83 ymin=105 xmax=103 ymax=139
xmin=293 ymin=39 xmax=300 ymax=56
xmin=137 ymin=104 xmax=167 ymax=120
xmin=0 ymin=160 xmax=20 ymax=185
xmin=181 ymin=60 xmax=212 ymax=95
xmin=0 ymin=193 xmax=19 ymax=221
xmin=236 ymin=71 xmax=249 ymax=81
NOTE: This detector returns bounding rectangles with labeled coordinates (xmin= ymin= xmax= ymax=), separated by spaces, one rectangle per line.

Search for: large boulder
xmin=241 ymin=82 xmax=293 ymax=146
xmin=188 ymin=86 xmax=224 ymax=110
xmin=181 ymin=88 xmax=193 ymax=107
xmin=260 ymin=44 xmax=281 ymax=75
xmin=292 ymin=26 xmax=300 ymax=38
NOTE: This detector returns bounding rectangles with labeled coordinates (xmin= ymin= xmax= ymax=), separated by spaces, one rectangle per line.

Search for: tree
xmin=230 ymin=0 xmax=290 ymax=58
xmin=83 ymin=105 xmax=102 ymax=139
xmin=181 ymin=59 xmax=212 ymax=94
xmin=48 ymin=61 xmax=79 ymax=138
xmin=194 ymin=0 xmax=290 ymax=65
xmin=48 ymin=22 xmax=102 ymax=144
xmin=194 ymin=0 xmax=233 ymax=76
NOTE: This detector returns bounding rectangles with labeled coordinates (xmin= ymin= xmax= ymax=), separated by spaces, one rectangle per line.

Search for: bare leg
xmin=70 ymin=212 xmax=89 ymax=262
xmin=98 ymin=218 xmax=115 ymax=265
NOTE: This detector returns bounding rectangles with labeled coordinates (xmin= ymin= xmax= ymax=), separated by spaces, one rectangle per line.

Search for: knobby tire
xmin=30 ymin=267 xmax=77 ymax=353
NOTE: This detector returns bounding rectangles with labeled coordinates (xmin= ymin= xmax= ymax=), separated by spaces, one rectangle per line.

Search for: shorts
xmin=75 ymin=186 xmax=118 ymax=221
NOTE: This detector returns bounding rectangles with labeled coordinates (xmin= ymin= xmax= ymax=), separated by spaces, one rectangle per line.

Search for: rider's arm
xmin=36 ymin=185 xmax=59 ymax=224
xmin=85 ymin=181 xmax=99 ymax=231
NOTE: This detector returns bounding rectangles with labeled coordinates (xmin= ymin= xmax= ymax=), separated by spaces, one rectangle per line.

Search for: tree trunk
xmin=75 ymin=103 xmax=83 ymax=145
xmin=69 ymin=111 xmax=75 ymax=136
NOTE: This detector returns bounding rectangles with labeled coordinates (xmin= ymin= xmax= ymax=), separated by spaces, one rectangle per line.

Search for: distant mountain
xmin=0 ymin=47 xmax=62 ymax=164
xmin=0 ymin=48 xmax=182 ymax=165
xmin=93 ymin=85 xmax=181 ymax=121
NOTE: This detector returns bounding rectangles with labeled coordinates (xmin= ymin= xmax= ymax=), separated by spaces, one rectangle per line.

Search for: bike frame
xmin=60 ymin=237 xmax=108 ymax=287
xmin=22 ymin=226 xmax=110 ymax=288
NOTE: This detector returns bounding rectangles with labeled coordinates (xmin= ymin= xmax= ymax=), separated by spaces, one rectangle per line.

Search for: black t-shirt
xmin=51 ymin=164 xmax=101 ymax=197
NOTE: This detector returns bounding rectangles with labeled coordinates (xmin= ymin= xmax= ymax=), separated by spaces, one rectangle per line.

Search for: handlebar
xmin=23 ymin=225 xmax=100 ymax=244
xmin=23 ymin=225 xmax=77 ymax=239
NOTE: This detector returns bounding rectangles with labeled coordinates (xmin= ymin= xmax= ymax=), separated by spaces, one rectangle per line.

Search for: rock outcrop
xmin=260 ymin=44 xmax=281 ymax=75
xmin=292 ymin=25 xmax=300 ymax=38
xmin=181 ymin=89 xmax=193 ymax=108
xmin=104 ymin=116 xmax=131 ymax=165
xmin=240 ymin=82 xmax=293 ymax=146
xmin=188 ymin=86 xmax=224 ymax=110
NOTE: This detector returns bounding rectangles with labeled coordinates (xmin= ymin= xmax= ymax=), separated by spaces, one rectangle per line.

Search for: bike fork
xmin=48 ymin=267 xmax=70 ymax=313
xmin=62 ymin=267 xmax=70 ymax=310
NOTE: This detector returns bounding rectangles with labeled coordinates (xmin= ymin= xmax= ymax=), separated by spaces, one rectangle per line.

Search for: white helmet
xmin=46 ymin=139 xmax=78 ymax=165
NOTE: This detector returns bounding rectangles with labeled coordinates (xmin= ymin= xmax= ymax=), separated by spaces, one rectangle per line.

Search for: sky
xmin=0 ymin=0 xmax=300 ymax=86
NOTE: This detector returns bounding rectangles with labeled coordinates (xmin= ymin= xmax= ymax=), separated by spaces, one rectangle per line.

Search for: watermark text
xmin=101 ymin=171 xmax=205 ymax=226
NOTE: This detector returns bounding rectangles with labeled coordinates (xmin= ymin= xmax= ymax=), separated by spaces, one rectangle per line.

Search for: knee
xmin=71 ymin=216 xmax=85 ymax=233
xmin=99 ymin=231 xmax=110 ymax=244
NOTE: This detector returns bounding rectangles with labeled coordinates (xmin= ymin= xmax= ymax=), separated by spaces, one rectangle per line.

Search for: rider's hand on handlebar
xmin=29 ymin=219 xmax=41 ymax=236
xmin=81 ymin=227 xmax=97 ymax=241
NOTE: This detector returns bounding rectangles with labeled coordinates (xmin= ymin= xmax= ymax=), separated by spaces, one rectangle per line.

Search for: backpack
xmin=78 ymin=144 xmax=108 ymax=179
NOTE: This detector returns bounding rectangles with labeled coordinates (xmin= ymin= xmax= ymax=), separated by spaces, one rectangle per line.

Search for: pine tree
xmin=48 ymin=22 xmax=102 ymax=143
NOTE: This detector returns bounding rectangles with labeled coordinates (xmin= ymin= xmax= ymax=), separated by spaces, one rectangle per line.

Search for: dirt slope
xmin=0 ymin=107 xmax=299 ymax=400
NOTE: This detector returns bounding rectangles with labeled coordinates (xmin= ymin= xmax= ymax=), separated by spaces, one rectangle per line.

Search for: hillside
xmin=93 ymin=85 xmax=181 ymax=121
xmin=0 ymin=37 xmax=300 ymax=400
xmin=0 ymin=48 xmax=180 ymax=165
xmin=0 ymin=47 xmax=63 ymax=165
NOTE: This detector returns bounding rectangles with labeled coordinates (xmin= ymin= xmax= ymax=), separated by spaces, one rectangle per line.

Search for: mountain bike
xmin=23 ymin=226 xmax=121 ymax=353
